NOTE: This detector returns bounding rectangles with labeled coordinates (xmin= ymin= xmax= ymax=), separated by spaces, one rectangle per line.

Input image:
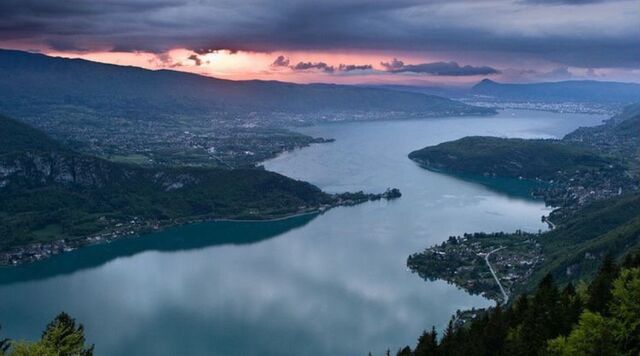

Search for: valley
xmin=0 ymin=109 xmax=601 ymax=355
xmin=2 ymin=1 xmax=639 ymax=355
xmin=0 ymin=49 xmax=494 ymax=169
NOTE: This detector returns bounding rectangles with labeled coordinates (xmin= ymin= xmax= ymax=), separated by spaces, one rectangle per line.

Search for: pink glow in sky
xmin=34 ymin=47 xmax=637 ymax=86
xmin=40 ymin=49 xmax=477 ymax=85
xmin=2 ymin=0 xmax=638 ymax=85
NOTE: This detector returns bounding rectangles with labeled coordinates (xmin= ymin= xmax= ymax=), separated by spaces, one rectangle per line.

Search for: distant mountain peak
xmin=479 ymin=78 xmax=497 ymax=84
xmin=473 ymin=78 xmax=498 ymax=88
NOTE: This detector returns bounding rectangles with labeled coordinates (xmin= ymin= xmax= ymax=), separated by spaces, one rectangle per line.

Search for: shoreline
xmin=0 ymin=188 xmax=401 ymax=266
xmin=210 ymin=210 xmax=321 ymax=223
xmin=0 ymin=208 xmax=324 ymax=267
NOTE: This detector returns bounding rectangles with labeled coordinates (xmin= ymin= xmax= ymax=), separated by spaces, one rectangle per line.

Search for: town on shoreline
xmin=0 ymin=188 xmax=401 ymax=266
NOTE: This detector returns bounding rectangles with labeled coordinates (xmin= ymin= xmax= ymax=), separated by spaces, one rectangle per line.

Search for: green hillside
xmin=0 ymin=115 xmax=333 ymax=250
xmin=408 ymin=136 xmax=615 ymax=180
xmin=531 ymin=193 xmax=640 ymax=289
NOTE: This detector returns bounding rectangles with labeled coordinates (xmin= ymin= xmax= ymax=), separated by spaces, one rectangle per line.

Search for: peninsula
xmin=0 ymin=114 xmax=400 ymax=265
xmin=407 ymin=104 xmax=640 ymax=299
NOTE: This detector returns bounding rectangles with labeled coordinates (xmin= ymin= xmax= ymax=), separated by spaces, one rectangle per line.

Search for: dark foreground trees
xmin=0 ymin=312 xmax=93 ymax=356
xmin=395 ymin=251 xmax=640 ymax=356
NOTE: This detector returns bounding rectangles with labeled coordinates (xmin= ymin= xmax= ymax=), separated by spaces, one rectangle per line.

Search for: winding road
xmin=484 ymin=247 xmax=509 ymax=304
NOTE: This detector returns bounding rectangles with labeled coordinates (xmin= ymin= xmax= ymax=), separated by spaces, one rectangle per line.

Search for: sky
xmin=1 ymin=0 xmax=639 ymax=86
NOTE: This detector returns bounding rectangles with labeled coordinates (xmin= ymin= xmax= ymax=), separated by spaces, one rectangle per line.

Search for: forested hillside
xmin=397 ymin=253 xmax=640 ymax=356
xmin=0 ymin=114 xmax=332 ymax=252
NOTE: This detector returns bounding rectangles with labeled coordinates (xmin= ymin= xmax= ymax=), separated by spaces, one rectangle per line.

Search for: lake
xmin=0 ymin=110 xmax=606 ymax=355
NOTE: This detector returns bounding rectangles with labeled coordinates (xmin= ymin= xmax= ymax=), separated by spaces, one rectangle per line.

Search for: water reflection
xmin=0 ymin=214 xmax=317 ymax=285
xmin=0 ymin=110 xmax=607 ymax=355
xmin=415 ymin=170 xmax=549 ymax=201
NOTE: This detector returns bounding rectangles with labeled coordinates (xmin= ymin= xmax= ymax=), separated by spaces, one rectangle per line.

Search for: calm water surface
xmin=0 ymin=110 xmax=606 ymax=355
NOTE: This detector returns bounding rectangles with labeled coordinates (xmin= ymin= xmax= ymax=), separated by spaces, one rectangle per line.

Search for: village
xmin=0 ymin=188 xmax=401 ymax=266
xmin=407 ymin=231 xmax=544 ymax=303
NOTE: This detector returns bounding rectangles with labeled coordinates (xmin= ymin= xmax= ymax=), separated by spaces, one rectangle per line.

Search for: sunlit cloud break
xmin=1 ymin=0 xmax=638 ymax=84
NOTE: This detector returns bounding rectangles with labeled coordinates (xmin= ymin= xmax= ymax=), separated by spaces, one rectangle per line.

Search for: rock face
xmin=0 ymin=151 xmax=205 ymax=192
xmin=0 ymin=152 xmax=118 ymax=188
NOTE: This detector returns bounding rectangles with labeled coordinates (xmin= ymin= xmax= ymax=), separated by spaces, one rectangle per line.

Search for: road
xmin=484 ymin=247 xmax=509 ymax=304
xmin=542 ymin=216 xmax=556 ymax=230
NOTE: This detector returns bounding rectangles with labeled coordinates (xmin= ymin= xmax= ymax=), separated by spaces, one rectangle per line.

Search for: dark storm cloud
xmin=380 ymin=58 xmax=404 ymax=71
xmin=0 ymin=0 xmax=637 ymax=68
xmin=46 ymin=39 xmax=88 ymax=52
xmin=271 ymin=55 xmax=290 ymax=67
xmin=381 ymin=59 xmax=500 ymax=76
xmin=338 ymin=64 xmax=373 ymax=72
xmin=292 ymin=61 xmax=335 ymax=73
xmin=188 ymin=54 xmax=202 ymax=66
xmin=194 ymin=48 xmax=217 ymax=55
xmin=271 ymin=56 xmax=373 ymax=73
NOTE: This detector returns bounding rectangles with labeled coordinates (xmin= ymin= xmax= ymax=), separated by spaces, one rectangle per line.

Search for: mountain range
xmin=0 ymin=49 xmax=492 ymax=119
xmin=370 ymin=79 xmax=640 ymax=105
xmin=470 ymin=79 xmax=640 ymax=103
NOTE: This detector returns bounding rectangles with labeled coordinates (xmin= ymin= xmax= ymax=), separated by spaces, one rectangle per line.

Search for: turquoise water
xmin=0 ymin=110 xmax=605 ymax=355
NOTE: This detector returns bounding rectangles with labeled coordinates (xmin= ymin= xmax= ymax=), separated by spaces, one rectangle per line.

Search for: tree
xmin=508 ymin=294 xmax=529 ymax=326
xmin=395 ymin=257 xmax=640 ymax=356
xmin=622 ymin=251 xmax=640 ymax=269
xmin=610 ymin=268 xmax=640 ymax=355
xmin=6 ymin=341 xmax=57 ymax=356
xmin=414 ymin=327 xmax=438 ymax=356
xmin=525 ymin=274 xmax=561 ymax=353
xmin=558 ymin=283 xmax=582 ymax=336
xmin=439 ymin=320 xmax=457 ymax=355
xmin=482 ymin=304 xmax=508 ymax=354
xmin=586 ymin=254 xmax=619 ymax=315
xmin=39 ymin=312 xmax=93 ymax=356
xmin=547 ymin=311 xmax=618 ymax=356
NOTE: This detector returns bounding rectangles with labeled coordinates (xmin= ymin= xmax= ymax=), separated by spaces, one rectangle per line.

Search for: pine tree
xmin=414 ymin=327 xmax=438 ymax=356
xmin=40 ymin=312 xmax=94 ymax=356
xmin=482 ymin=304 xmax=508 ymax=355
xmin=587 ymin=254 xmax=619 ymax=315
xmin=512 ymin=274 xmax=561 ymax=355
xmin=439 ymin=320 xmax=456 ymax=355
xmin=622 ymin=251 xmax=640 ymax=269
xmin=558 ymin=283 xmax=582 ymax=336
xmin=508 ymin=294 xmax=529 ymax=326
